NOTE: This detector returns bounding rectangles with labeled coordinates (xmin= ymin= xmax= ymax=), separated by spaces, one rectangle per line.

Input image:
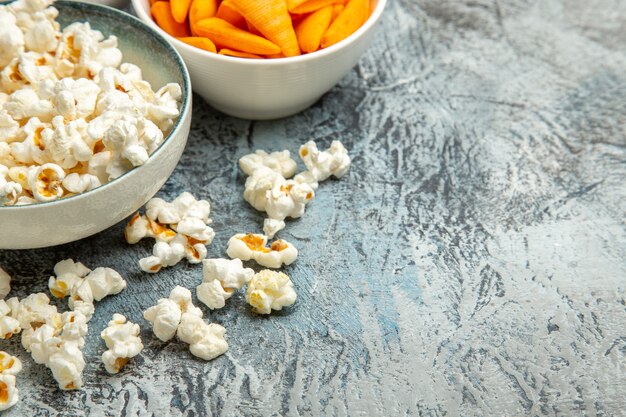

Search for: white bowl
xmin=132 ymin=0 xmax=386 ymax=120
xmin=0 ymin=1 xmax=192 ymax=250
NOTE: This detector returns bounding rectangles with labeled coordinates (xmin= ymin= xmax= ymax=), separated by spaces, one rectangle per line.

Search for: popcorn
xmin=169 ymin=285 xmax=203 ymax=318
xmin=143 ymin=298 xmax=181 ymax=342
xmin=0 ymin=300 xmax=20 ymax=339
xmin=0 ymin=166 xmax=22 ymax=206
xmin=145 ymin=197 xmax=181 ymax=224
xmin=10 ymin=117 xmax=50 ymax=165
xmin=0 ymin=375 xmax=19 ymax=411
xmin=49 ymin=258 xmax=91 ymax=299
xmin=0 ymin=10 xmax=24 ymax=68
xmin=0 ymin=351 xmax=22 ymax=376
xmin=297 ymin=140 xmax=351 ymax=187
xmin=144 ymin=285 xmax=202 ymax=341
xmin=0 ymin=0 xmax=182 ymax=207
xmin=132 ymin=192 xmax=214 ymax=272
xmin=265 ymin=180 xmax=314 ymax=222
xmin=124 ymin=213 xmax=153 ymax=244
xmin=27 ymin=310 xmax=88 ymax=390
xmin=3 ymin=88 xmax=54 ymax=122
xmin=263 ymin=218 xmax=285 ymax=239
xmin=246 ymin=270 xmax=297 ymax=315
xmin=238 ymin=149 xmax=297 ymax=178
xmin=47 ymin=340 xmax=85 ymax=390
xmin=243 ymin=167 xmax=284 ymax=212
xmin=0 ymin=267 xmax=10 ymax=299
xmin=61 ymin=172 xmax=100 ymax=193
xmin=174 ymin=217 xmax=215 ymax=243
xmin=100 ymin=314 xmax=143 ymax=374
xmin=53 ymin=77 xmax=100 ymax=120
xmin=68 ymin=266 xmax=126 ymax=321
xmin=46 ymin=116 xmax=92 ymax=168
xmin=227 ymin=233 xmax=298 ymax=269
xmin=14 ymin=293 xmax=59 ymax=337
xmin=27 ymin=162 xmax=65 ymax=202
xmin=196 ymin=258 xmax=254 ymax=310
xmin=176 ymin=313 xmax=228 ymax=361
xmin=139 ymin=239 xmax=185 ymax=273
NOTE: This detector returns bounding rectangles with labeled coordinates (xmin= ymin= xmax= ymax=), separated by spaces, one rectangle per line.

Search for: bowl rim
xmin=0 ymin=0 xmax=192 ymax=211
xmin=131 ymin=0 xmax=387 ymax=65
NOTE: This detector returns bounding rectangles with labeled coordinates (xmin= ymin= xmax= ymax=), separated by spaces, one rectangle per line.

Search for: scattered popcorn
xmin=169 ymin=285 xmax=203 ymax=317
xmin=177 ymin=313 xmax=228 ymax=361
xmin=0 ymin=300 xmax=20 ymax=340
xmin=143 ymin=298 xmax=181 ymax=342
xmin=47 ymin=340 xmax=85 ymax=390
xmin=127 ymin=192 xmax=215 ymax=272
xmin=13 ymin=293 xmax=60 ymax=351
xmin=227 ymin=233 xmax=298 ymax=269
xmin=68 ymin=267 xmax=126 ymax=321
xmin=264 ymin=180 xmax=314 ymax=228
xmin=0 ymin=374 xmax=19 ymax=411
xmin=49 ymin=258 xmax=91 ymax=299
xmin=143 ymin=285 xmax=203 ymax=342
xmin=243 ymin=167 xmax=284 ymax=212
xmin=100 ymin=314 xmax=143 ymax=374
xmin=27 ymin=310 xmax=88 ymax=390
xmin=144 ymin=285 xmax=227 ymax=360
xmin=124 ymin=213 xmax=153 ymax=244
xmin=238 ymin=149 xmax=297 ymax=178
xmin=0 ymin=267 xmax=10 ymax=299
xmin=196 ymin=258 xmax=254 ymax=310
xmin=296 ymin=140 xmax=351 ymax=189
xmin=246 ymin=270 xmax=297 ymax=315
xmin=263 ymin=218 xmax=286 ymax=239
xmin=0 ymin=351 xmax=22 ymax=376
xmin=0 ymin=0 xmax=182 ymax=206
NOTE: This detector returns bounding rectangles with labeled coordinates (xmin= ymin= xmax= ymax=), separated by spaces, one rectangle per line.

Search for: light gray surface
xmin=1 ymin=0 xmax=626 ymax=415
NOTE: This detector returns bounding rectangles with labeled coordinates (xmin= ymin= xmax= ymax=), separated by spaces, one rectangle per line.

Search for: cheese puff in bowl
xmin=0 ymin=0 xmax=191 ymax=249
xmin=132 ymin=0 xmax=386 ymax=119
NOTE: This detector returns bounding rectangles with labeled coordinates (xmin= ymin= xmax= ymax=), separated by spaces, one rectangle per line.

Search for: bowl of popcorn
xmin=131 ymin=0 xmax=386 ymax=119
xmin=0 ymin=0 xmax=192 ymax=250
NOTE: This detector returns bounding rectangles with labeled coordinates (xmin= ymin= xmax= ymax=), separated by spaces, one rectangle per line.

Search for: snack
xmin=226 ymin=233 xmax=298 ymax=268
xmin=145 ymin=286 xmax=228 ymax=360
xmin=48 ymin=259 xmax=127 ymax=322
xmin=246 ymin=269 xmax=297 ymax=314
xmin=125 ymin=192 xmax=215 ymax=272
xmin=151 ymin=0 xmax=371 ymax=58
xmin=196 ymin=258 xmax=254 ymax=309
xmin=100 ymin=314 xmax=143 ymax=374
xmin=0 ymin=0 xmax=182 ymax=207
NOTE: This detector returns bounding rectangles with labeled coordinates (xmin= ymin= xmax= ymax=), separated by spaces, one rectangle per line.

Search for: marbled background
xmin=1 ymin=0 xmax=626 ymax=415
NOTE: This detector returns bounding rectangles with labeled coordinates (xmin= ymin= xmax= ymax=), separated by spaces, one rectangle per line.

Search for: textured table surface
xmin=2 ymin=0 xmax=626 ymax=415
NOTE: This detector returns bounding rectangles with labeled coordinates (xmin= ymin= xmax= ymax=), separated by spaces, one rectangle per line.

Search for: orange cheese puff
xmin=189 ymin=0 xmax=219 ymax=35
xmin=320 ymin=0 xmax=368 ymax=48
xmin=219 ymin=48 xmax=263 ymax=58
xmin=265 ymin=52 xmax=286 ymax=58
xmin=152 ymin=2 xmax=191 ymax=37
xmin=247 ymin=21 xmax=263 ymax=36
xmin=149 ymin=0 xmax=165 ymax=6
xmin=291 ymin=0 xmax=338 ymax=14
xmin=331 ymin=3 xmax=344 ymax=20
xmin=230 ymin=0 xmax=301 ymax=56
xmin=295 ymin=5 xmax=333 ymax=53
xmin=170 ymin=0 xmax=193 ymax=23
xmin=286 ymin=0 xmax=308 ymax=11
xmin=196 ymin=17 xmax=282 ymax=55
xmin=177 ymin=36 xmax=217 ymax=52
xmin=216 ymin=0 xmax=247 ymax=30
